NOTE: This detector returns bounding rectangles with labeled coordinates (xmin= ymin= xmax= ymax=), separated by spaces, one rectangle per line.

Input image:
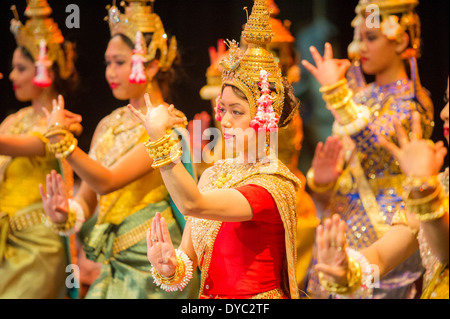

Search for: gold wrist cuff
xmin=144 ymin=130 xmax=183 ymax=169
xmin=45 ymin=128 xmax=78 ymax=159
xmin=321 ymin=80 xmax=359 ymax=126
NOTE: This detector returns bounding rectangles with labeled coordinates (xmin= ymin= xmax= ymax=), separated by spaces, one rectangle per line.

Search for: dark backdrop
xmin=1 ymin=0 xmax=448 ymax=167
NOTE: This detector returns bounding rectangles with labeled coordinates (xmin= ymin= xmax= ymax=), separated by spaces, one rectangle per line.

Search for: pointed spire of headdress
xmin=242 ymin=0 xmax=274 ymax=46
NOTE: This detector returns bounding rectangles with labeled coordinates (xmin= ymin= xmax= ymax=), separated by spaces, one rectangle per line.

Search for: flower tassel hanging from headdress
xmin=129 ymin=31 xmax=148 ymax=84
xmin=250 ymin=70 xmax=279 ymax=132
xmin=33 ymin=39 xmax=52 ymax=88
xmin=214 ymin=94 xmax=223 ymax=122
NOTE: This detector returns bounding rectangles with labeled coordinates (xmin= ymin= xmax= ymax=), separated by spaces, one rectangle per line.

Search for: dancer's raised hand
xmin=146 ymin=212 xmax=177 ymax=277
xmin=128 ymin=93 xmax=184 ymax=141
xmin=302 ymin=43 xmax=351 ymax=87
xmin=315 ymin=214 xmax=349 ymax=285
xmin=39 ymin=170 xmax=70 ymax=224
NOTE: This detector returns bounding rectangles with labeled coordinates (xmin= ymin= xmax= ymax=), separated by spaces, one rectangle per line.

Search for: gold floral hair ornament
xmin=220 ymin=0 xmax=286 ymax=126
xmin=106 ymin=0 xmax=177 ymax=72
xmin=348 ymin=0 xmax=421 ymax=60
xmin=10 ymin=0 xmax=75 ymax=87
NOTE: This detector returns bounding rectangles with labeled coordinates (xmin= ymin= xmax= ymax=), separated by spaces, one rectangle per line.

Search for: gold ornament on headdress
xmin=348 ymin=0 xmax=421 ymax=60
xmin=106 ymin=0 xmax=177 ymax=72
xmin=220 ymin=0 xmax=286 ymax=124
xmin=10 ymin=0 xmax=75 ymax=80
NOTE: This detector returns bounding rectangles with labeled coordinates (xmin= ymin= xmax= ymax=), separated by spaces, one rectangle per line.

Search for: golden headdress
xmin=106 ymin=0 xmax=177 ymax=72
xmin=220 ymin=0 xmax=287 ymax=125
xmin=202 ymin=0 xmax=299 ymax=102
xmin=348 ymin=0 xmax=421 ymax=59
xmin=10 ymin=0 xmax=75 ymax=83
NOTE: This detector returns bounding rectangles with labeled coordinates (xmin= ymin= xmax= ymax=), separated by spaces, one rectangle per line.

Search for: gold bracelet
xmin=47 ymin=208 xmax=77 ymax=234
xmin=146 ymin=137 xmax=178 ymax=159
xmin=144 ymin=129 xmax=183 ymax=168
xmin=151 ymin=249 xmax=194 ymax=292
xmin=144 ymin=129 xmax=173 ymax=148
xmin=318 ymin=256 xmax=362 ymax=295
xmin=319 ymin=78 xmax=348 ymax=94
xmin=414 ymin=200 xmax=448 ymax=222
xmin=323 ymin=84 xmax=352 ymax=106
xmin=333 ymin=99 xmax=360 ymax=126
xmin=404 ymin=175 xmax=440 ymax=192
xmin=46 ymin=129 xmax=72 ymax=151
xmin=306 ymin=168 xmax=336 ymax=193
xmin=152 ymin=149 xmax=183 ymax=169
xmin=46 ymin=129 xmax=78 ymax=159
xmin=44 ymin=128 xmax=70 ymax=139
xmin=57 ymin=138 xmax=78 ymax=159
xmin=153 ymin=255 xmax=186 ymax=287
xmin=406 ymin=186 xmax=443 ymax=207
xmin=321 ymin=82 xmax=359 ymax=126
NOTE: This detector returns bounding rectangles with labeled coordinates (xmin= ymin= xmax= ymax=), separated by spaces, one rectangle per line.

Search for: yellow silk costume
xmin=0 ymin=107 xmax=68 ymax=298
xmin=80 ymin=106 xmax=199 ymax=299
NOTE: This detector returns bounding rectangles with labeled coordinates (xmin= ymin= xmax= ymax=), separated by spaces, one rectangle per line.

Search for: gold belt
xmin=9 ymin=209 xmax=46 ymax=232
xmin=112 ymin=207 xmax=174 ymax=256
xmin=251 ymin=287 xmax=286 ymax=299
